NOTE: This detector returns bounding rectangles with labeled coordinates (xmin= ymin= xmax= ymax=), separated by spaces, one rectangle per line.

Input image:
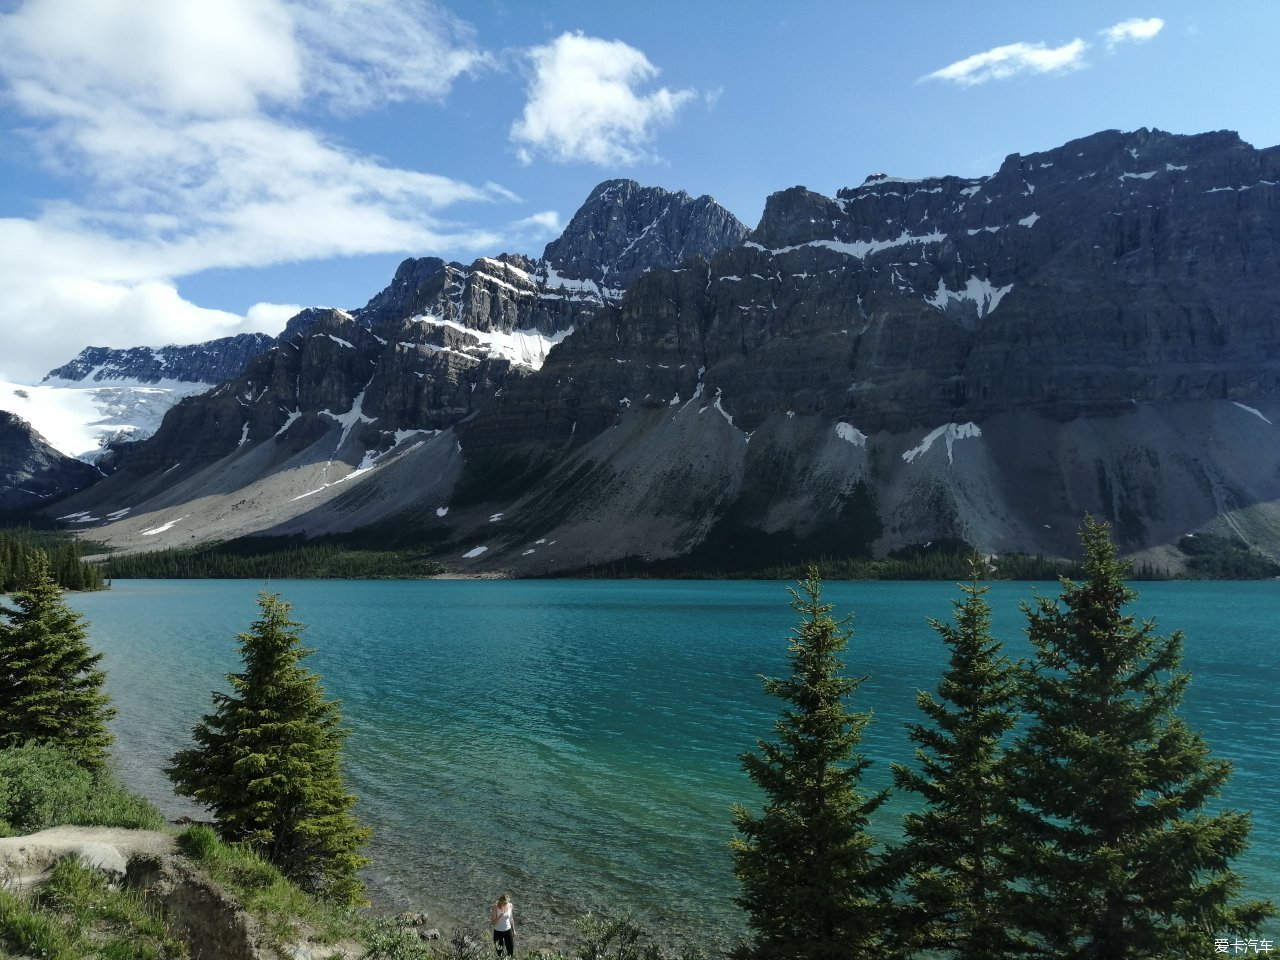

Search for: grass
xmin=176 ymin=824 xmax=363 ymax=952
xmin=0 ymin=858 xmax=186 ymax=959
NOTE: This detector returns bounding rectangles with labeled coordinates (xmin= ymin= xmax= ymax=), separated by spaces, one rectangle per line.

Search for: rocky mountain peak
xmin=351 ymin=258 xmax=452 ymax=329
xmin=542 ymin=179 xmax=749 ymax=287
xmin=749 ymin=185 xmax=844 ymax=250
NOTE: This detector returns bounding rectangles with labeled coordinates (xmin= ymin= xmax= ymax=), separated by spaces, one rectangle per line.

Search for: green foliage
xmin=0 ymin=527 xmax=107 ymax=592
xmin=177 ymin=823 xmax=359 ymax=948
xmin=0 ymin=556 xmax=116 ymax=768
xmin=0 ymin=887 xmax=80 ymax=960
xmin=0 ymin=743 xmax=164 ymax=836
xmin=1008 ymin=517 xmax=1275 ymax=956
xmin=101 ymin=536 xmax=446 ymax=579
xmin=167 ymin=592 xmax=372 ymax=904
xmin=362 ymin=919 xmax=435 ymax=960
xmin=567 ymin=913 xmax=672 ymax=960
xmin=0 ymin=856 xmax=184 ymax=959
xmin=890 ymin=566 xmax=1028 ymax=959
xmin=1177 ymin=532 xmax=1280 ymax=578
xmin=730 ymin=569 xmax=891 ymax=960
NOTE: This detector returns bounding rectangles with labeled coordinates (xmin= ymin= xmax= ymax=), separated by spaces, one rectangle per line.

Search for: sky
xmin=1 ymin=0 xmax=1278 ymax=383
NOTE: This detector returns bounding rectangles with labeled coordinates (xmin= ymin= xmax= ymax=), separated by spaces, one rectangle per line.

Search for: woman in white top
xmin=491 ymin=894 xmax=515 ymax=956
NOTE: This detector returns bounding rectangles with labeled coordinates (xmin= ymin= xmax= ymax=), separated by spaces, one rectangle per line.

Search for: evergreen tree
xmin=731 ymin=569 xmax=890 ymax=960
xmin=890 ymin=566 xmax=1027 ymax=960
xmin=0 ymin=554 xmax=115 ymax=769
xmin=1009 ymin=517 xmax=1274 ymax=957
xmin=167 ymin=592 xmax=371 ymax=903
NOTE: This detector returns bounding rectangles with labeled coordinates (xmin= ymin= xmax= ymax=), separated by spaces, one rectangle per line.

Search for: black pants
xmin=493 ymin=928 xmax=514 ymax=955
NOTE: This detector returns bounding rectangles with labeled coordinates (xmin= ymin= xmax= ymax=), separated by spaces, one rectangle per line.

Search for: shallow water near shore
xmin=69 ymin=578 xmax=1280 ymax=951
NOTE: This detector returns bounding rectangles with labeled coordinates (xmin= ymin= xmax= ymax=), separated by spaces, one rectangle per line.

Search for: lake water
xmin=66 ymin=579 xmax=1279 ymax=951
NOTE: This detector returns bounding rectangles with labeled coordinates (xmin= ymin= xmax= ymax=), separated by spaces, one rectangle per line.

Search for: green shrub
xmin=0 ymin=743 xmax=165 ymax=835
xmin=363 ymin=918 xmax=433 ymax=960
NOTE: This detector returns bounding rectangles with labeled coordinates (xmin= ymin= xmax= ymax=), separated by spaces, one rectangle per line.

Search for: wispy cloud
xmin=510 ymin=31 xmax=696 ymax=166
xmin=923 ymin=38 xmax=1088 ymax=86
xmin=926 ymin=17 xmax=1166 ymax=87
xmin=0 ymin=0 xmax=509 ymax=379
xmin=1101 ymin=17 xmax=1165 ymax=48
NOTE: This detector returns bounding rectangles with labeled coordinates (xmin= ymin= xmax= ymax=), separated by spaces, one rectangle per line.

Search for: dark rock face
xmin=44 ymin=333 xmax=275 ymax=385
xmin=0 ymin=412 xmax=101 ymax=511
xmin=466 ymin=128 xmax=1280 ymax=454
xmin=542 ymin=179 xmax=751 ymax=287
xmin=100 ymin=183 xmax=748 ymax=480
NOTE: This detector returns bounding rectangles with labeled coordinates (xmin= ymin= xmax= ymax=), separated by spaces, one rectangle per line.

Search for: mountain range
xmin=13 ymin=129 xmax=1280 ymax=574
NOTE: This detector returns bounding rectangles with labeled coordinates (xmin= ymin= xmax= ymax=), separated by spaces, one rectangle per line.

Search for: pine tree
xmin=1009 ymin=517 xmax=1274 ymax=957
xmin=890 ymin=566 xmax=1026 ymax=959
xmin=0 ymin=553 xmax=115 ymax=769
xmin=730 ymin=569 xmax=890 ymax=960
xmin=167 ymin=592 xmax=371 ymax=903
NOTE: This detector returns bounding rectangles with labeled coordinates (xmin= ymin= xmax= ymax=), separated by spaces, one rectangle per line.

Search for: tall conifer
xmin=731 ymin=569 xmax=890 ymax=960
xmin=1009 ymin=518 xmax=1274 ymax=957
xmin=0 ymin=554 xmax=114 ymax=769
xmin=891 ymin=567 xmax=1026 ymax=959
xmin=167 ymin=592 xmax=371 ymax=903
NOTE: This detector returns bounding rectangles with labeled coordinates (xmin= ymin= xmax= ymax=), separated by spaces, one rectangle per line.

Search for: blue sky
xmin=1 ymin=0 xmax=1277 ymax=381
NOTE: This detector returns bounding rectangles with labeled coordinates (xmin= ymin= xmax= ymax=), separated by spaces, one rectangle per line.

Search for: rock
xmin=395 ymin=910 xmax=430 ymax=926
xmin=45 ymin=333 xmax=275 ymax=386
xmin=0 ymin=826 xmax=174 ymax=892
xmin=72 ymin=840 xmax=128 ymax=880
xmin=543 ymin=178 xmax=750 ymax=287
xmin=0 ymin=411 xmax=101 ymax=510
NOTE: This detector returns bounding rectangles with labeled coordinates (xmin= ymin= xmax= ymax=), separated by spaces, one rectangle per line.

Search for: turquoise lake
xmin=66 ymin=579 xmax=1279 ymax=950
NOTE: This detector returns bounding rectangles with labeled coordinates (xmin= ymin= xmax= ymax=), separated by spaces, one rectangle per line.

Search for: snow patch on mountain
xmin=902 ymin=422 xmax=982 ymax=464
xmin=753 ymin=230 xmax=948 ymax=261
xmin=1231 ymin=401 xmax=1273 ymax=425
xmin=140 ymin=516 xmax=186 ymax=536
xmin=409 ymin=316 xmax=574 ymax=371
xmin=835 ymin=422 xmax=868 ymax=447
xmin=925 ymin=277 xmax=1013 ymax=318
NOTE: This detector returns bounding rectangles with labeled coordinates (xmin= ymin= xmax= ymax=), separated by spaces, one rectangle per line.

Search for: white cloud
xmin=1101 ymin=17 xmax=1165 ymax=47
xmin=0 ymin=0 xmax=516 ymax=381
xmin=924 ymin=38 xmax=1088 ymax=86
xmin=290 ymin=0 xmax=492 ymax=112
xmin=511 ymin=211 xmax=564 ymax=233
xmin=510 ymin=31 xmax=696 ymax=165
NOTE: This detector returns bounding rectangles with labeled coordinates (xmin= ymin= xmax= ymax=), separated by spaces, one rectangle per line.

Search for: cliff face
xmin=0 ymin=412 xmax=101 ymax=511
xmin=465 ymin=128 xmax=1280 ymax=455
xmin=44 ymin=131 xmax=1280 ymax=570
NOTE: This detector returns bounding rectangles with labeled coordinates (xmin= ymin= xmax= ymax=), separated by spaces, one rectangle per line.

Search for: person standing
xmin=491 ymin=894 xmax=515 ymax=956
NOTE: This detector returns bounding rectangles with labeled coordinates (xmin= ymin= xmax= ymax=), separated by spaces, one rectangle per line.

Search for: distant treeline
xmin=100 ymin=537 xmax=446 ymax=580
xmin=566 ymin=533 xmax=1279 ymax=582
xmin=0 ymin=529 xmax=106 ymax=592
xmin=95 ymin=528 xmax=1280 ymax=582
xmin=566 ymin=547 xmax=1089 ymax=582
